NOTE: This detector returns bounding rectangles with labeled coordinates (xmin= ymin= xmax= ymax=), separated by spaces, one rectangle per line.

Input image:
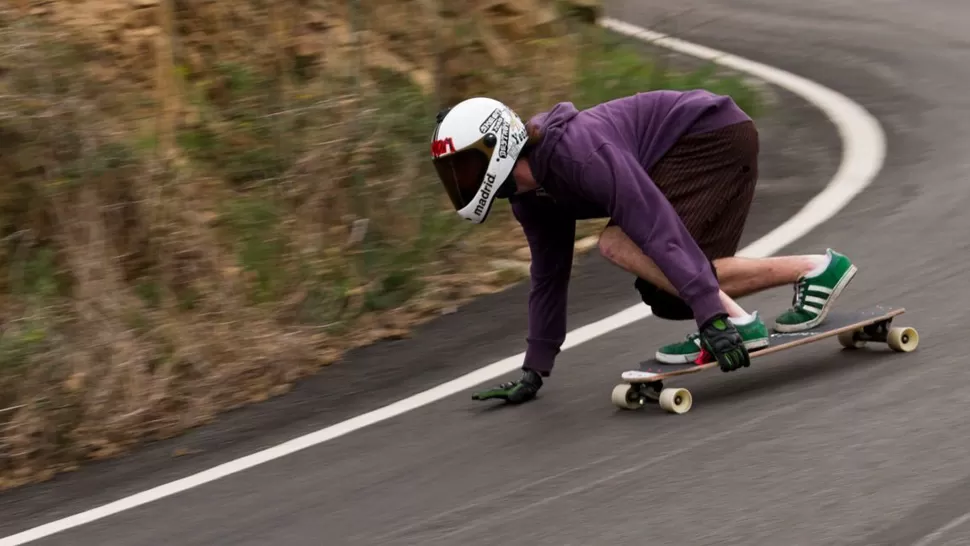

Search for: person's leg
xmin=654 ymin=121 xmax=857 ymax=333
xmin=601 ymin=226 xmax=823 ymax=363
xmin=604 ymin=228 xmax=857 ymax=336
xmin=599 ymin=226 xmax=825 ymax=302
xmin=609 ymin=119 xmax=855 ymax=363
xmin=624 ymin=120 xmax=764 ymax=320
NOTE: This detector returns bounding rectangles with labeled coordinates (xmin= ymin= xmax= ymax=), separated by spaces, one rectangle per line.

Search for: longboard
xmin=612 ymin=306 xmax=918 ymax=414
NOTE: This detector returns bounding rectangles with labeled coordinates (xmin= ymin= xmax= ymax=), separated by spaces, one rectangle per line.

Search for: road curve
xmin=3 ymin=1 xmax=970 ymax=544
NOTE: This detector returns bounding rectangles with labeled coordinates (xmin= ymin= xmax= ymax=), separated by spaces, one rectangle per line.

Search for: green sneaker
xmin=774 ymin=248 xmax=857 ymax=333
xmin=655 ymin=332 xmax=703 ymax=364
xmin=655 ymin=312 xmax=771 ymax=364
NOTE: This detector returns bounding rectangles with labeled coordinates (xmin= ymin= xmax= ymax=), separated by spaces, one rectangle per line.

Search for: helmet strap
xmin=495 ymin=173 xmax=518 ymax=199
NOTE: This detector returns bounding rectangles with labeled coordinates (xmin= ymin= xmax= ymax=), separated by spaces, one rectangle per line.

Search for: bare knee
xmin=597 ymin=226 xmax=626 ymax=264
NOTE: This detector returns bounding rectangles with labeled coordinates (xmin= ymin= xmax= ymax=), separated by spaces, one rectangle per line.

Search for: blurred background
xmin=0 ymin=0 xmax=763 ymax=488
xmin=7 ymin=1 xmax=970 ymax=544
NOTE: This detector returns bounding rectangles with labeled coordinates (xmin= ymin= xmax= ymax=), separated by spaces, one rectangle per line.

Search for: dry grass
xmin=0 ymin=0 xmax=762 ymax=488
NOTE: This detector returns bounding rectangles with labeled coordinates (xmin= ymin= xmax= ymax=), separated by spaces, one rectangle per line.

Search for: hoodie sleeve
xmin=510 ymin=195 xmax=576 ymax=375
xmin=580 ymin=143 xmax=725 ymax=327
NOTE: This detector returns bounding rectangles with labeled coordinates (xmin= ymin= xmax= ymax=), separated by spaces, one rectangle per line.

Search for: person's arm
xmin=511 ymin=195 xmax=576 ymax=375
xmin=579 ymin=143 xmax=725 ymax=326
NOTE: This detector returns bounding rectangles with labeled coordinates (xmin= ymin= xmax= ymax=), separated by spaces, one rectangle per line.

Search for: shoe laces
xmin=791 ymin=277 xmax=808 ymax=308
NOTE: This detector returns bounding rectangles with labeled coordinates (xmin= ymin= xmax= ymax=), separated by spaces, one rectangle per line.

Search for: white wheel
xmin=838 ymin=329 xmax=866 ymax=349
xmin=611 ymin=384 xmax=646 ymax=410
xmin=658 ymin=387 xmax=692 ymax=414
xmin=887 ymin=327 xmax=919 ymax=352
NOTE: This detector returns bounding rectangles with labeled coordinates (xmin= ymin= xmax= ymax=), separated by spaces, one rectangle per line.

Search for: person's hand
xmin=698 ymin=314 xmax=750 ymax=372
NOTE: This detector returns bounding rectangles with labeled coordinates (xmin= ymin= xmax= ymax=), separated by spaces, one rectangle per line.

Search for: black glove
xmin=698 ymin=313 xmax=750 ymax=372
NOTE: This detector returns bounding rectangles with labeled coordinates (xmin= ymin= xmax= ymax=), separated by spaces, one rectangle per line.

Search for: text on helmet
xmin=474 ymin=172 xmax=497 ymax=217
xmin=480 ymin=108 xmax=503 ymax=134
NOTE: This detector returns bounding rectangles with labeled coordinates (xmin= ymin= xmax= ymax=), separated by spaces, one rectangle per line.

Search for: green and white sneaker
xmin=655 ymin=311 xmax=771 ymax=364
xmin=773 ymin=248 xmax=857 ymax=333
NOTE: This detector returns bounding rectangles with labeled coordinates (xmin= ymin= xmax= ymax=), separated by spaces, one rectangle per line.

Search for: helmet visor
xmin=433 ymin=148 xmax=489 ymax=210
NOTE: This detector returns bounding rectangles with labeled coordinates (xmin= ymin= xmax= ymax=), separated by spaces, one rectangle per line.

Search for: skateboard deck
xmin=612 ymin=305 xmax=918 ymax=414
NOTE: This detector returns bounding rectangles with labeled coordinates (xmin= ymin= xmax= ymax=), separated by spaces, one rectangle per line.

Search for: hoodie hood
xmin=525 ymin=102 xmax=580 ymax=185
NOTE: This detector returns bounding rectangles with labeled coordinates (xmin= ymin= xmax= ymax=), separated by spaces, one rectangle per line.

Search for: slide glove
xmin=698 ymin=313 xmax=751 ymax=372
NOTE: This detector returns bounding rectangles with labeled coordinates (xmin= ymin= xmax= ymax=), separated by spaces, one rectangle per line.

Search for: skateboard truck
xmin=837 ymin=317 xmax=916 ymax=350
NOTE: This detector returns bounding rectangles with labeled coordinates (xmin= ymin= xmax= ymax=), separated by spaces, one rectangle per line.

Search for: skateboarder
xmin=429 ymin=91 xmax=857 ymax=404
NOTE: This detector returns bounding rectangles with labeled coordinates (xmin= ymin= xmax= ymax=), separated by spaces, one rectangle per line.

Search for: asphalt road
xmin=3 ymin=1 xmax=970 ymax=544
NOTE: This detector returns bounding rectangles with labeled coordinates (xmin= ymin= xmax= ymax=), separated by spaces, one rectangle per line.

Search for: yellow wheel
xmin=838 ymin=329 xmax=866 ymax=349
xmin=658 ymin=387 xmax=692 ymax=414
xmin=887 ymin=327 xmax=919 ymax=352
xmin=611 ymin=384 xmax=646 ymax=410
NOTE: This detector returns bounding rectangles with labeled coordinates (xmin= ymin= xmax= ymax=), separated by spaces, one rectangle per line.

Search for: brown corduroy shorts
xmin=632 ymin=120 xmax=760 ymax=320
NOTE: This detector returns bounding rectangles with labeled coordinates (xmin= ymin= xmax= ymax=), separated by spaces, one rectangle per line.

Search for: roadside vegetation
xmin=0 ymin=0 xmax=762 ymax=488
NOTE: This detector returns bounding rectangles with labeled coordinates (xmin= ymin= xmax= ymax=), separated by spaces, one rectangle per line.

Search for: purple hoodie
xmin=510 ymin=90 xmax=752 ymax=374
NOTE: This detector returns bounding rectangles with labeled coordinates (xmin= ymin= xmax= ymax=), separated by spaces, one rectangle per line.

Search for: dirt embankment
xmin=0 ymin=0 xmax=608 ymax=488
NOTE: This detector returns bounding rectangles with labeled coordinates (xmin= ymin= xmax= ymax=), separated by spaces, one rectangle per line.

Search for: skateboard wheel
xmin=887 ymin=327 xmax=919 ymax=352
xmin=838 ymin=329 xmax=866 ymax=349
xmin=658 ymin=387 xmax=692 ymax=414
xmin=611 ymin=384 xmax=646 ymax=410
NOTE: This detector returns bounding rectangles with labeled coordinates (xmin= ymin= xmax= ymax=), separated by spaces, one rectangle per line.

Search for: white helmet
xmin=430 ymin=97 xmax=529 ymax=223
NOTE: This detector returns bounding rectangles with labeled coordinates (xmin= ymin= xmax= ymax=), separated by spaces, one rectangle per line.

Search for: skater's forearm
xmin=599 ymin=226 xmax=742 ymax=320
xmin=601 ymin=232 xmax=678 ymax=295
xmin=512 ymin=198 xmax=576 ymax=373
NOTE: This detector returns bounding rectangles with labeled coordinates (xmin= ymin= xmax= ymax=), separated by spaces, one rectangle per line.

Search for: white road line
xmin=911 ymin=512 xmax=970 ymax=546
xmin=0 ymin=18 xmax=887 ymax=546
xmin=598 ymin=19 xmax=887 ymax=259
